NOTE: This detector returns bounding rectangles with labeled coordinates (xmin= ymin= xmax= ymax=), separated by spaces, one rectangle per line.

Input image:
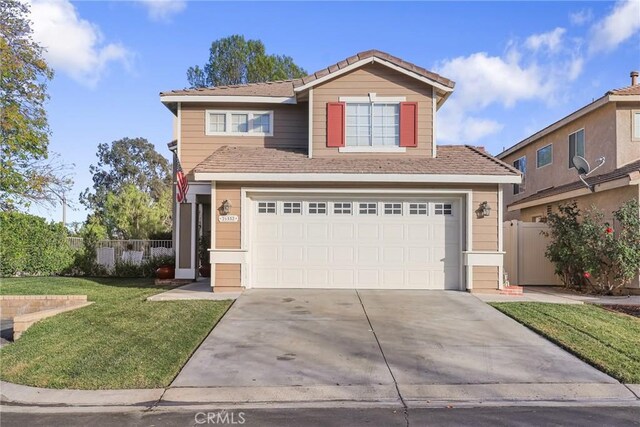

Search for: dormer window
xmin=206 ymin=110 xmax=273 ymax=136
xmin=345 ymin=102 xmax=399 ymax=147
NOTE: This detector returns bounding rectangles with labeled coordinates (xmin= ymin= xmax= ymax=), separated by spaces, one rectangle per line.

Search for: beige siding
xmin=215 ymin=184 xmax=242 ymax=249
xmin=502 ymin=102 xmax=618 ymax=218
xmin=312 ymin=63 xmax=434 ymax=157
xmin=473 ymin=266 xmax=499 ymax=289
xmin=472 ymin=186 xmax=499 ymax=251
xmin=215 ymin=263 xmax=242 ymax=291
xmin=616 ymin=102 xmax=640 ymax=168
xmin=180 ymin=102 xmax=308 ymax=174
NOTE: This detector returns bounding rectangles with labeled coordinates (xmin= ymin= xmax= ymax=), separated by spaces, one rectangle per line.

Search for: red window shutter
xmin=326 ymin=102 xmax=345 ymax=147
xmin=399 ymin=102 xmax=418 ymax=147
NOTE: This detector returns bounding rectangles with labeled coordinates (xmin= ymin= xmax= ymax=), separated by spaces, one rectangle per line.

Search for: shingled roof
xmin=509 ymin=159 xmax=640 ymax=207
xmin=160 ymin=50 xmax=454 ymax=97
xmin=607 ymin=84 xmax=640 ymax=96
xmin=193 ymin=145 xmax=519 ymax=176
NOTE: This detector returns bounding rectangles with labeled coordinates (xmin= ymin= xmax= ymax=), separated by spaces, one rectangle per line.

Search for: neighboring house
xmin=498 ymin=71 xmax=640 ymax=221
xmin=497 ymin=71 xmax=640 ymax=289
xmin=161 ymin=50 xmax=520 ymax=293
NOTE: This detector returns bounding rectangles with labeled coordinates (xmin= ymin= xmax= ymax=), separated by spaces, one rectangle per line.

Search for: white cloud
xmin=438 ymin=103 xmax=504 ymax=144
xmin=29 ymin=0 xmax=131 ymax=87
xmin=435 ymin=34 xmax=585 ymax=144
xmin=569 ymin=9 xmax=593 ymax=26
xmin=136 ymin=0 xmax=186 ymax=21
xmin=589 ymin=0 xmax=640 ymax=54
xmin=525 ymin=27 xmax=567 ymax=52
xmin=436 ymin=52 xmax=554 ymax=110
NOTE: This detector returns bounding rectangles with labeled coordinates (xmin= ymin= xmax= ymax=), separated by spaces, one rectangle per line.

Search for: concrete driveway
xmin=169 ymin=290 xmax=633 ymax=405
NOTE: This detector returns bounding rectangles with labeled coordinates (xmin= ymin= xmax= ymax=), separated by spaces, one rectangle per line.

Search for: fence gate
xmin=503 ymin=220 xmax=561 ymax=286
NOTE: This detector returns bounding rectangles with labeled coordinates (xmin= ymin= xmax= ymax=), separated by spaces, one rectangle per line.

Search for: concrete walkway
xmin=147 ymin=280 xmax=240 ymax=301
xmin=2 ymin=290 xmax=639 ymax=410
xmin=474 ymin=286 xmax=640 ymax=304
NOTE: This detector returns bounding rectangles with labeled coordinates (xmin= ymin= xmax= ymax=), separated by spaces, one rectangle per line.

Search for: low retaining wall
xmin=0 ymin=295 xmax=92 ymax=339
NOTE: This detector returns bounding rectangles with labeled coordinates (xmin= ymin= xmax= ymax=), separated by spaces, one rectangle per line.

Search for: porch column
xmin=175 ymin=197 xmax=196 ymax=280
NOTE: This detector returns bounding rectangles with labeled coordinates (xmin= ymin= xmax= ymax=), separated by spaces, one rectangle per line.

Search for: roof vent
xmin=632 ymin=71 xmax=639 ymax=86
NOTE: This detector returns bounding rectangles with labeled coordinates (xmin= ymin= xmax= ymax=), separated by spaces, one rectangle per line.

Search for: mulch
xmin=600 ymin=305 xmax=640 ymax=318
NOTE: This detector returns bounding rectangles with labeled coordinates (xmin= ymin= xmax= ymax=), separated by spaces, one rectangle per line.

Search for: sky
xmin=24 ymin=0 xmax=640 ymax=224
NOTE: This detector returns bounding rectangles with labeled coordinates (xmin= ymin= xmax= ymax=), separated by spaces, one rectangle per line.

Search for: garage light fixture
xmin=477 ymin=201 xmax=491 ymax=218
xmin=220 ymin=200 xmax=232 ymax=215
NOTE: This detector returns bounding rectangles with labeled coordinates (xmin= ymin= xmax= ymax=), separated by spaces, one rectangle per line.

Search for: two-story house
xmin=498 ymin=72 xmax=640 ymax=221
xmin=161 ymin=50 xmax=520 ymax=293
xmin=498 ymin=71 xmax=640 ymax=288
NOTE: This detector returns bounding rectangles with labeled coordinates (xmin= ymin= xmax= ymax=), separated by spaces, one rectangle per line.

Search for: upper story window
xmin=206 ymin=110 xmax=273 ymax=137
xmin=633 ymin=111 xmax=640 ymax=140
xmin=568 ymin=129 xmax=585 ymax=168
xmin=513 ymin=156 xmax=526 ymax=195
xmin=536 ymin=144 xmax=553 ymax=168
xmin=345 ymin=100 xmax=400 ymax=147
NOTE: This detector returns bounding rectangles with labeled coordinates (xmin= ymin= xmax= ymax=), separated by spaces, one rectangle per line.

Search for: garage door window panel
xmin=308 ymin=202 xmax=327 ymax=214
xmin=333 ymin=202 xmax=352 ymax=215
xmin=283 ymin=202 xmax=302 ymax=214
xmin=384 ymin=203 xmax=402 ymax=215
xmin=257 ymin=201 xmax=276 ymax=214
xmin=359 ymin=202 xmax=378 ymax=215
xmin=434 ymin=203 xmax=453 ymax=215
xmin=409 ymin=203 xmax=428 ymax=215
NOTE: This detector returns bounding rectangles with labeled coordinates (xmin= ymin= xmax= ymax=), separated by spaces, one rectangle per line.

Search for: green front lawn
xmin=0 ymin=277 xmax=232 ymax=389
xmin=490 ymin=302 xmax=640 ymax=384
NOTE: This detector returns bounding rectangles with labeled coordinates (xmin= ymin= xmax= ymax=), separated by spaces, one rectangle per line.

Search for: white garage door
xmin=249 ymin=197 xmax=462 ymax=289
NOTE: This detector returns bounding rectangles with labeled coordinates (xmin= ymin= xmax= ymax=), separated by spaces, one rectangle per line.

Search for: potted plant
xmin=155 ymin=255 xmax=175 ymax=280
xmin=198 ymin=234 xmax=211 ymax=277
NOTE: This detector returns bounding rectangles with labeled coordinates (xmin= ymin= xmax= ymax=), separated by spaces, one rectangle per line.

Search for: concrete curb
xmin=0 ymin=381 xmax=164 ymax=407
xmin=2 ymin=380 xmax=639 ymax=409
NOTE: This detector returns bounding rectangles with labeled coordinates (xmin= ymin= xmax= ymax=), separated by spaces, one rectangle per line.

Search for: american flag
xmin=176 ymin=159 xmax=189 ymax=203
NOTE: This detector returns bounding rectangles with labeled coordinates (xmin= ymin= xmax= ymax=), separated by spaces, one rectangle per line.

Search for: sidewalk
xmin=474 ymin=286 xmax=640 ymax=305
xmin=146 ymin=280 xmax=240 ymax=301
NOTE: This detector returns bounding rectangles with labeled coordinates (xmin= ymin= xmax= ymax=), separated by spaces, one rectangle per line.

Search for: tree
xmin=102 ymin=184 xmax=171 ymax=239
xmin=80 ymin=137 xmax=171 ymax=214
xmin=187 ymin=35 xmax=307 ymax=88
xmin=0 ymin=0 xmax=72 ymax=210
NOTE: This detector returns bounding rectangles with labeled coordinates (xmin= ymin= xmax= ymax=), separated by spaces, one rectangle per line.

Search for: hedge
xmin=0 ymin=211 xmax=74 ymax=276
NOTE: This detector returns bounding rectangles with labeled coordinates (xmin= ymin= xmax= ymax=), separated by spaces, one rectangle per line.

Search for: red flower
xmin=605 ymin=227 xmax=614 ymax=234
xmin=583 ymin=272 xmax=591 ymax=279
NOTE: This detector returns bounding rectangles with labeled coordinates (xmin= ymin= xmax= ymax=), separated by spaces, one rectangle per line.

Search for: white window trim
xmin=513 ymin=156 xmax=526 ymax=195
xmin=342 ymin=95 xmax=404 ymax=149
xmin=632 ymin=110 xmax=640 ymax=142
xmin=339 ymin=146 xmax=407 ymax=153
xmin=339 ymin=94 xmax=406 ymax=103
xmin=536 ymin=143 xmax=553 ymax=169
xmin=205 ymin=109 xmax=274 ymax=137
xmin=568 ymin=128 xmax=585 ymax=170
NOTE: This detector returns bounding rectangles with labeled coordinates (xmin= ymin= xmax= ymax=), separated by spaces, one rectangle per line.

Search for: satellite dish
xmin=573 ymin=156 xmax=590 ymax=175
xmin=572 ymin=155 xmax=605 ymax=193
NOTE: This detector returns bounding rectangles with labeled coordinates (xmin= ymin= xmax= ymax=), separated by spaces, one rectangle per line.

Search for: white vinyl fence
xmin=67 ymin=238 xmax=173 ymax=268
xmin=503 ymin=220 xmax=561 ymax=286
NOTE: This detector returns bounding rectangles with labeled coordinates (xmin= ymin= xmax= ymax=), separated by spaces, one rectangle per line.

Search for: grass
xmin=0 ymin=277 xmax=232 ymax=389
xmin=490 ymin=302 xmax=640 ymax=384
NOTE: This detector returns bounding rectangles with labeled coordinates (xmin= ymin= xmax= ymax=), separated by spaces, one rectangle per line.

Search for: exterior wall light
xmin=477 ymin=201 xmax=491 ymax=218
xmin=220 ymin=200 xmax=232 ymax=215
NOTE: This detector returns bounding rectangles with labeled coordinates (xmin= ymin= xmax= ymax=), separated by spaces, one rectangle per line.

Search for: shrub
xmin=0 ymin=211 xmax=74 ymax=276
xmin=112 ymin=255 xmax=175 ymax=278
xmin=544 ymin=200 xmax=640 ymax=294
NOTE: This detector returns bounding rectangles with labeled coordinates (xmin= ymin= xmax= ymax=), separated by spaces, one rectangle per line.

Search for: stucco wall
xmin=616 ymin=102 xmax=640 ymax=168
xmin=501 ymin=102 xmax=618 ymax=215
